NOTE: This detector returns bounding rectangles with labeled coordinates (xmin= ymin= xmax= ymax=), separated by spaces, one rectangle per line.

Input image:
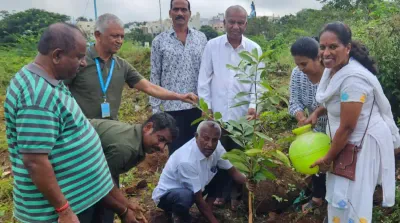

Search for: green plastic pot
xmin=289 ymin=124 xmax=331 ymax=175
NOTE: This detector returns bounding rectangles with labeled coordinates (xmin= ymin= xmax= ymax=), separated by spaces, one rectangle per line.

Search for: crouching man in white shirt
xmin=152 ymin=121 xmax=254 ymax=223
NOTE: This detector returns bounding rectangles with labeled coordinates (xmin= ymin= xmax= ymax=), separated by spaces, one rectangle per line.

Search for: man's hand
xmin=246 ymin=180 xmax=257 ymax=193
xmin=179 ymin=92 xmax=198 ymax=104
xmin=202 ymin=109 xmax=213 ymax=120
xmin=128 ymin=203 xmax=147 ymax=223
xmin=246 ymin=108 xmax=257 ymax=121
xmin=58 ymin=207 xmax=79 ymax=223
xmin=121 ymin=209 xmax=141 ymax=223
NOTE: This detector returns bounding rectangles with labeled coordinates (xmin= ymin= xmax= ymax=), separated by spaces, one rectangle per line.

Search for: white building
xmin=189 ymin=12 xmax=201 ymax=30
xmin=124 ymin=23 xmax=142 ymax=34
xmin=76 ymin=21 xmax=95 ymax=39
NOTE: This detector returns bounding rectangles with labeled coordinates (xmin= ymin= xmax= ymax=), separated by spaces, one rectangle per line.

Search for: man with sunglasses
xmin=150 ymin=0 xmax=207 ymax=155
xmin=89 ymin=112 xmax=179 ymax=222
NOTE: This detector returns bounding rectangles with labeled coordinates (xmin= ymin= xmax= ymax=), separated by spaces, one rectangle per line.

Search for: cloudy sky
xmin=1 ymin=0 xmax=323 ymax=23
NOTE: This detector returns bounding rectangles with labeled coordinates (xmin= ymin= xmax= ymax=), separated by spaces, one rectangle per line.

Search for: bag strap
xmin=359 ymin=96 xmax=375 ymax=146
xmin=327 ymin=95 xmax=375 ymax=146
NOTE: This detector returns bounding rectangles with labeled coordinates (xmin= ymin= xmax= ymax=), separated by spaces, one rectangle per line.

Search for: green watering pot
xmin=289 ymin=124 xmax=331 ymax=175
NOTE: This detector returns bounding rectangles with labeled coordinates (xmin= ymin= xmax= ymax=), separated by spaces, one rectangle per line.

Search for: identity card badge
xmin=101 ymin=102 xmax=111 ymax=118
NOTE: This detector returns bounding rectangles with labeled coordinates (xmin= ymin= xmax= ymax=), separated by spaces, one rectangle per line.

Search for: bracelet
xmin=119 ymin=207 xmax=128 ymax=218
xmin=55 ymin=201 xmax=70 ymax=213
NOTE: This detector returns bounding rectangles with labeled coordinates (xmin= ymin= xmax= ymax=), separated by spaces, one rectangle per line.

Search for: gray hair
xmin=95 ymin=13 xmax=124 ymax=33
xmin=196 ymin=121 xmax=222 ymax=137
xmin=225 ymin=5 xmax=248 ymax=20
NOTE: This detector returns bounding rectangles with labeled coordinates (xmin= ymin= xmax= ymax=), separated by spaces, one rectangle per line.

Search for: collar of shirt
xmin=223 ymin=34 xmax=246 ymax=50
xmin=89 ymin=44 xmax=118 ymax=61
xmin=26 ymin=63 xmax=61 ymax=86
xmin=168 ymin=27 xmax=193 ymax=37
xmin=87 ymin=44 xmax=122 ymax=69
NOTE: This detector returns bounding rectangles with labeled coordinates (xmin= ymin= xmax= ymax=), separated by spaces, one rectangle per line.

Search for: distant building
xmin=76 ymin=21 xmax=95 ymax=39
xmin=189 ymin=12 xmax=201 ymax=30
xmin=211 ymin=13 xmax=224 ymax=22
xmin=212 ymin=22 xmax=224 ymax=33
xmin=200 ymin=18 xmax=210 ymax=27
xmin=208 ymin=13 xmax=225 ymax=33
xmin=125 ymin=22 xmax=142 ymax=33
xmin=139 ymin=12 xmax=201 ymax=35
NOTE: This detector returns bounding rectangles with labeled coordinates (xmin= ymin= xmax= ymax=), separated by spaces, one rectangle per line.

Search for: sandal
xmin=302 ymin=199 xmax=322 ymax=214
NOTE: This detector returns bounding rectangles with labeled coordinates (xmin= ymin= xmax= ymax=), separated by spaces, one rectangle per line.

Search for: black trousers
xmin=213 ymin=131 xmax=243 ymax=201
xmin=312 ymin=173 xmax=326 ymax=199
xmin=166 ymin=108 xmax=202 ymax=155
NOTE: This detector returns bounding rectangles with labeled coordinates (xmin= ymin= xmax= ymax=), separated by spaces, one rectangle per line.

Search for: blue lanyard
xmin=95 ymin=58 xmax=115 ymax=99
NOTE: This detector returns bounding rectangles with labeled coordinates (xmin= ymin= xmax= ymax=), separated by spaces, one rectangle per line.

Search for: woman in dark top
xmin=289 ymin=37 xmax=327 ymax=213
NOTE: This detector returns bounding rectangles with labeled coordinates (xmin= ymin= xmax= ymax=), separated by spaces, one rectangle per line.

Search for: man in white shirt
xmin=197 ymin=5 xmax=263 ymax=210
xmin=152 ymin=121 xmax=251 ymax=223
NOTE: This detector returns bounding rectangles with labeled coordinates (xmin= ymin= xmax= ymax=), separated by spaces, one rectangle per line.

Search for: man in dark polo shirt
xmin=89 ymin=112 xmax=179 ymax=223
xmin=65 ymin=13 xmax=197 ymax=120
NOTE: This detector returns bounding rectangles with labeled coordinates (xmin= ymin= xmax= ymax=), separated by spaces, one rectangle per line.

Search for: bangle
xmin=55 ymin=201 xmax=69 ymax=213
xmin=119 ymin=207 xmax=128 ymax=218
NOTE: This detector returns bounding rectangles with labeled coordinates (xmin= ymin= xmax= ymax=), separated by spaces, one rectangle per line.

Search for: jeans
xmin=166 ymin=108 xmax=202 ymax=155
xmin=158 ymin=188 xmax=195 ymax=222
xmin=158 ymin=176 xmax=219 ymax=222
xmin=213 ymin=131 xmax=242 ymax=201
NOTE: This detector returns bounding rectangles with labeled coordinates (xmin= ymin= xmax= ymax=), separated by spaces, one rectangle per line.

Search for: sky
xmin=0 ymin=0 xmax=323 ymax=23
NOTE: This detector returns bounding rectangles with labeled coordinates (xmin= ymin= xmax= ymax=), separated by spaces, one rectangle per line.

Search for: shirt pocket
xmin=206 ymin=165 xmax=218 ymax=185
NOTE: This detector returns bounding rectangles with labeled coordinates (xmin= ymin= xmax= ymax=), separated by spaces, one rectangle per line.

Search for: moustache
xmin=175 ymin=16 xmax=185 ymax=21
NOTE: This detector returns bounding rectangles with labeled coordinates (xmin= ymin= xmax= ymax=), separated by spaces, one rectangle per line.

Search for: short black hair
xmin=143 ymin=112 xmax=179 ymax=140
xmin=38 ymin=23 xmax=84 ymax=55
xmin=170 ymin=0 xmax=191 ymax=11
xmin=290 ymin=37 xmax=320 ymax=60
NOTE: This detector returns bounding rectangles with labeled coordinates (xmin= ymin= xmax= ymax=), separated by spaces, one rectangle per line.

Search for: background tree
xmin=200 ymin=25 xmax=218 ymax=40
xmin=0 ymin=10 xmax=10 ymax=20
xmin=126 ymin=28 xmax=154 ymax=45
xmin=0 ymin=9 xmax=70 ymax=43
xmin=76 ymin=16 xmax=88 ymax=22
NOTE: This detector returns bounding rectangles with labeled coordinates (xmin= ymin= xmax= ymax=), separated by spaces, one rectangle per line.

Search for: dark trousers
xmin=75 ymin=204 xmax=100 ymax=223
xmin=91 ymin=175 xmax=120 ymax=223
xmin=158 ymin=176 xmax=219 ymax=222
xmin=312 ymin=173 xmax=326 ymax=199
xmin=213 ymin=132 xmax=242 ymax=201
xmin=166 ymin=108 xmax=202 ymax=155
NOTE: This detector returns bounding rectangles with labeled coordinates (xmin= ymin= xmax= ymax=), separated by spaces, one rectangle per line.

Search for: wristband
xmin=55 ymin=201 xmax=69 ymax=213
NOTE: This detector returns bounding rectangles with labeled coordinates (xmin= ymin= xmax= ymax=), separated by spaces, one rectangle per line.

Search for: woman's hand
xmin=310 ymin=156 xmax=333 ymax=173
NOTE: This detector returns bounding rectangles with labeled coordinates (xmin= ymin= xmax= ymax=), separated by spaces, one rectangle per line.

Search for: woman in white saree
xmin=311 ymin=22 xmax=399 ymax=223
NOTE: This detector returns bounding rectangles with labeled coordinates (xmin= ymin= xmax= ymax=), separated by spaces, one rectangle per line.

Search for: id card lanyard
xmin=95 ymin=58 xmax=115 ymax=118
